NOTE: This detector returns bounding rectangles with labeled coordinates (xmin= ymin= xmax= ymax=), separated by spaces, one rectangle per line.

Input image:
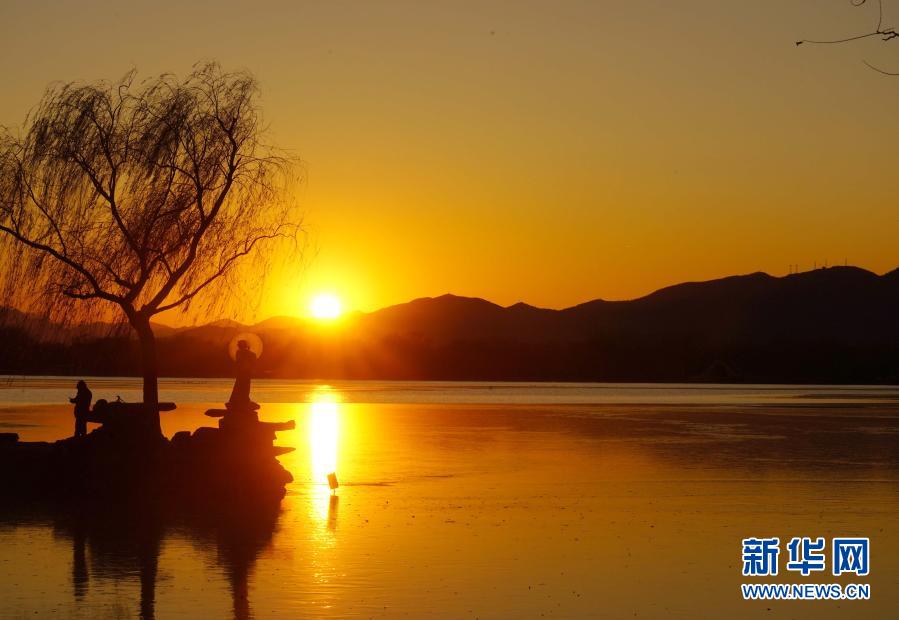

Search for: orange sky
xmin=2 ymin=1 xmax=898 ymax=320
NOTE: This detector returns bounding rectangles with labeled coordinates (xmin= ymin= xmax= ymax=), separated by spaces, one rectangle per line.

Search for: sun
xmin=309 ymin=293 xmax=343 ymax=320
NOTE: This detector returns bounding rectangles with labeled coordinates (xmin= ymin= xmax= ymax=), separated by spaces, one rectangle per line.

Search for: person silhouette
xmin=228 ymin=340 xmax=257 ymax=408
xmin=69 ymin=380 xmax=92 ymax=438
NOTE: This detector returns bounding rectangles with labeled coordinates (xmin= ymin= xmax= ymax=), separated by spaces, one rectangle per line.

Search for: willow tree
xmin=0 ymin=63 xmax=301 ymax=434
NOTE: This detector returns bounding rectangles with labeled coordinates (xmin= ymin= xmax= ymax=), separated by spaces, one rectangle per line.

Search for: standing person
xmin=69 ymin=380 xmax=92 ymax=437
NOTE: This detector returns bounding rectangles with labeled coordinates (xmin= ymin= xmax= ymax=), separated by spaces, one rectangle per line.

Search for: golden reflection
xmin=308 ymin=388 xmax=341 ymax=522
xmin=326 ymin=495 xmax=339 ymax=531
xmin=310 ymin=391 xmax=339 ymax=481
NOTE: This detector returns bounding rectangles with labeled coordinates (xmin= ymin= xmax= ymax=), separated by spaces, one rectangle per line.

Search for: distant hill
xmin=2 ymin=266 xmax=898 ymax=383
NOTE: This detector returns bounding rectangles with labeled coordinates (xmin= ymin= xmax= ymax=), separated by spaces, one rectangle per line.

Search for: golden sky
xmin=2 ymin=1 xmax=898 ymax=320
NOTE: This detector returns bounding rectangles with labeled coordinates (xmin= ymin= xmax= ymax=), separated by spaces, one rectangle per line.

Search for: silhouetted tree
xmin=0 ymin=63 xmax=302 ymax=434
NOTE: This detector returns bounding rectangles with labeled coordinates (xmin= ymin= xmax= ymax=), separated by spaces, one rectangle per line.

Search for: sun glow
xmin=309 ymin=293 xmax=343 ymax=320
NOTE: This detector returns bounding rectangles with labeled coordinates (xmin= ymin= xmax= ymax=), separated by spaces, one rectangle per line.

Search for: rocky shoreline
xmin=0 ymin=399 xmax=294 ymax=502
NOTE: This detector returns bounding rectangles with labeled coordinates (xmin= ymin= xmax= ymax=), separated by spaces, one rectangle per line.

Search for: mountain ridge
xmin=2 ymin=266 xmax=897 ymax=383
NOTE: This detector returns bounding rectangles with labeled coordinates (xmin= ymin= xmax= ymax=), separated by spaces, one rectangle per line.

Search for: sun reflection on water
xmin=308 ymin=388 xmax=341 ymax=522
xmin=310 ymin=393 xmax=339 ymax=481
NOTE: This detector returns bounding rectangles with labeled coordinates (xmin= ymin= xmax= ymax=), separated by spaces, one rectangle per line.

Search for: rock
xmin=225 ymin=401 xmax=260 ymax=411
xmin=171 ymin=431 xmax=192 ymax=445
xmin=191 ymin=427 xmax=221 ymax=443
xmin=257 ymin=420 xmax=295 ymax=432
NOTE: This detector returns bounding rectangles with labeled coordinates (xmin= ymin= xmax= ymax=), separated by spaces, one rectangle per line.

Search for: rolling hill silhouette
xmin=2 ymin=266 xmax=897 ymax=383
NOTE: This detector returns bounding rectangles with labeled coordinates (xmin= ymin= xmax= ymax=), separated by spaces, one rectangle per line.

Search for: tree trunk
xmin=132 ymin=315 xmax=162 ymax=436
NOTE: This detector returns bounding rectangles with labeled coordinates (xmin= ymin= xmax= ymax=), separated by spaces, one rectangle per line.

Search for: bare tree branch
xmin=797 ymin=0 xmax=899 ymax=72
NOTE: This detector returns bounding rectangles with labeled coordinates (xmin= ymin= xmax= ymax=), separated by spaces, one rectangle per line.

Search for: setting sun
xmin=309 ymin=293 xmax=343 ymax=320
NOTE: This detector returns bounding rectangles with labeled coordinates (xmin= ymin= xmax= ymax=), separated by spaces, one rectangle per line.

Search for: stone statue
xmin=228 ymin=339 xmax=257 ymax=409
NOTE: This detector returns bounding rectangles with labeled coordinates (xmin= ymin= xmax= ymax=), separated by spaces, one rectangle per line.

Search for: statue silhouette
xmin=228 ymin=340 xmax=257 ymax=409
xmin=69 ymin=380 xmax=92 ymax=438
